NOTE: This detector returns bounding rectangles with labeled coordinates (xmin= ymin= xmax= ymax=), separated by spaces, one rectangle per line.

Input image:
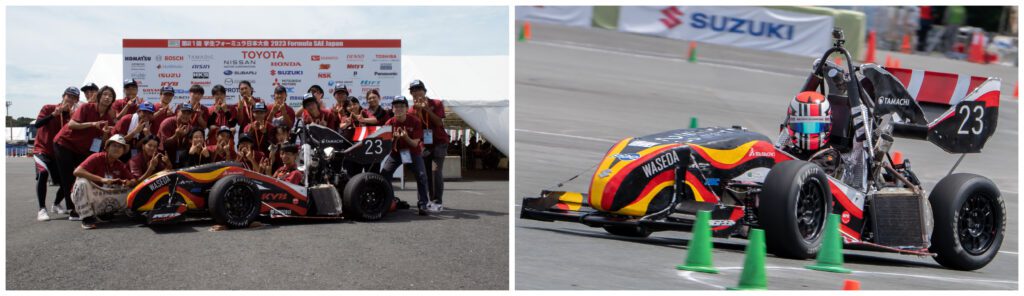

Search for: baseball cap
xmin=253 ymin=102 xmax=268 ymax=112
xmin=64 ymin=86 xmax=81 ymax=97
xmin=391 ymin=96 xmax=409 ymax=106
xmin=216 ymin=127 xmax=233 ymax=136
xmin=160 ymin=86 xmax=175 ymax=95
xmin=332 ymin=85 xmax=349 ymax=95
xmin=274 ymin=85 xmax=287 ymax=94
xmin=179 ymin=103 xmax=194 ymax=112
xmin=138 ymin=102 xmax=155 ymax=113
xmin=106 ymin=134 xmax=129 ymax=148
xmin=408 ymin=79 xmax=426 ymax=91
xmin=81 ymin=83 xmax=99 ymax=92
xmin=123 ymin=79 xmax=139 ymax=87
xmin=302 ymin=93 xmax=317 ymax=106
xmin=237 ymin=133 xmax=254 ymax=145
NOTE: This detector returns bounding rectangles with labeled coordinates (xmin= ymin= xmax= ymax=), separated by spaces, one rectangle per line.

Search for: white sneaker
xmin=68 ymin=215 xmax=82 ymax=221
xmin=37 ymin=209 xmax=50 ymax=221
xmin=426 ymin=202 xmax=443 ymax=213
xmin=52 ymin=204 xmax=67 ymax=214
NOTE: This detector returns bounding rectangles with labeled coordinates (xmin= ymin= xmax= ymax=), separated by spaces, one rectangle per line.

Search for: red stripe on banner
xmin=887 ymin=67 xmax=913 ymax=87
xmin=967 ymin=76 xmax=986 ymax=95
xmin=123 ymin=39 xmax=401 ymax=48
xmin=916 ymin=71 xmax=958 ymax=105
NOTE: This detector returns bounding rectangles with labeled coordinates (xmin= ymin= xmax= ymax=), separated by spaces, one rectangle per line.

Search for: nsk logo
xmin=271 ymin=61 xmax=301 ymax=67
xmin=641 ymin=152 xmax=680 ymax=178
xmin=159 ymin=73 xmax=181 ymax=78
xmin=125 ymin=56 xmax=152 ymax=61
xmin=318 ymin=73 xmax=332 ymax=78
xmin=241 ymin=50 xmax=285 ymax=59
xmin=878 ymin=96 xmax=911 ymax=106
xmin=347 ymin=64 xmax=363 ymax=69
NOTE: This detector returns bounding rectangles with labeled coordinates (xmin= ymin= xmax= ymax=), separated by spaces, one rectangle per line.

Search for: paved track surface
xmin=515 ymin=22 xmax=1018 ymax=290
xmin=6 ymin=158 xmax=508 ymax=290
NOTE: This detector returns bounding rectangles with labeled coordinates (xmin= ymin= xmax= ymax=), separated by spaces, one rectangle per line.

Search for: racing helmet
xmin=786 ymin=91 xmax=832 ymax=151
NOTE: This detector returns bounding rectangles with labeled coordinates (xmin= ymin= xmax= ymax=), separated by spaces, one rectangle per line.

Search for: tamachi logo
xmin=689 ymin=12 xmax=795 ymax=40
xmin=878 ymin=96 xmax=911 ymax=106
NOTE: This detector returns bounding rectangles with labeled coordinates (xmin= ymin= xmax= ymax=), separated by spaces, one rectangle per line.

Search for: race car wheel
xmin=759 ymin=160 xmax=832 ymax=259
xmin=343 ymin=173 xmax=394 ymax=221
xmin=929 ymin=173 xmax=1005 ymax=271
xmin=208 ymin=175 xmax=260 ymax=228
xmin=602 ymin=225 xmax=652 ymax=238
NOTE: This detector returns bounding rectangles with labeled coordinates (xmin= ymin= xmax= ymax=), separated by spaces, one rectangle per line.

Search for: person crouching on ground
xmin=234 ymin=133 xmax=266 ymax=172
xmin=129 ymin=135 xmax=171 ymax=180
xmin=379 ymin=96 xmax=433 ymax=215
xmin=71 ymin=134 xmax=136 ymax=229
xmin=207 ymin=128 xmax=236 ymax=163
xmin=268 ymin=143 xmax=302 ymax=185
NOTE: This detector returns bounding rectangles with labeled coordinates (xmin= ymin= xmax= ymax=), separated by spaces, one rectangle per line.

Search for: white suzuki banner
xmin=123 ymin=39 xmax=401 ymax=109
xmin=618 ymin=6 xmax=833 ymax=57
xmin=515 ymin=6 xmax=593 ymax=27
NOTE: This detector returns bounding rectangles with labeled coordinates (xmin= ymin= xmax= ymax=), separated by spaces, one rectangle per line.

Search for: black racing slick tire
xmin=342 ymin=173 xmax=395 ymax=221
xmin=602 ymin=225 xmax=652 ymax=238
xmin=208 ymin=175 xmax=260 ymax=228
xmin=759 ymin=160 xmax=832 ymax=259
xmin=929 ymin=173 xmax=1005 ymax=271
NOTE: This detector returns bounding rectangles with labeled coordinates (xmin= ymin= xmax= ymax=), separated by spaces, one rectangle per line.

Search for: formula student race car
xmin=520 ymin=28 xmax=1006 ymax=270
xmin=127 ymin=123 xmax=396 ymax=228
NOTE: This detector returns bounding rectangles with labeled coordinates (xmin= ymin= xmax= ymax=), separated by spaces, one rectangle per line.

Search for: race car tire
xmin=208 ymin=175 xmax=260 ymax=228
xmin=759 ymin=160 xmax=832 ymax=259
xmin=602 ymin=225 xmax=652 ymax=238
xmin=929 ymin=173 xmax=1005 ymax=271
xmin=342 ymin=172 xmax=394 ymax=221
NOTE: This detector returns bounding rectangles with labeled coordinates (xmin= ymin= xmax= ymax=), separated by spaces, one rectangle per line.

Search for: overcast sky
xmin=5 ymin=6 xmax=508 ymax=117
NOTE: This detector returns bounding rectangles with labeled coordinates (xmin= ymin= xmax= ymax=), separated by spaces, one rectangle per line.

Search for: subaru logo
xmin=223 ymin=70 xmax=233 ymax=75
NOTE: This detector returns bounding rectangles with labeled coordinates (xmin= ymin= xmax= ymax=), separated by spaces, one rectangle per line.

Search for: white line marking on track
xmin=679 ymin=266 xmax=1018 ymax=288
xmin=998 ymin=251 xmax=1017 ymax=255
xmin=516 ymin=129 xmax=616 ymax=143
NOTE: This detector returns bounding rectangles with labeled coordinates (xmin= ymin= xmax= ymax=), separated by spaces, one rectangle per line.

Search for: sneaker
xmin=418 ymin=205 xmax=428 ymax=216
xmin=52 ymin=204 xmax=67 ymax=214
xmin=37 ymin=209 xmax=50 ymax=221
xmin=81 ymin=217 xmax=97 ymax=229
xmin=68 ymin=214 xmax=82 ymax=221
xmin=426 ymin=202 xmax=443 ymax=213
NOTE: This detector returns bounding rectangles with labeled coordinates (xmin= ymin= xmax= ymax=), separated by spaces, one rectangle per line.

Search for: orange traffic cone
xmin=884 ymin=55 xmax=893 ymax=68
xmin=843 ymin=279 xmax=861 ymax=290
xmin=1013 ymin=83 xmax=1018 ymax=99
xmin=968 ymin=32 xmax=985 ymax=63
xmin=864 ymin=30 xmax=877 ymax=63
xmin=518 ymin=22 xmax=533 ymax=41
xmin=894 ymin=58 xmax=901 ymax=68
xmin=900 ymin=34 xmax=912 ymax=54
xmin=834 ymin=57 xmax=843 ymax=66
xmin=687 ymin=41 xmax=698 ymax=63
xmin=892 ymin=150 xmax=904 ymax=166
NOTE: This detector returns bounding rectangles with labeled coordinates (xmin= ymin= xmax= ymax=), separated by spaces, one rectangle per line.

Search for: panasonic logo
xmin=641 ymin=152 xmax=680 ymax=178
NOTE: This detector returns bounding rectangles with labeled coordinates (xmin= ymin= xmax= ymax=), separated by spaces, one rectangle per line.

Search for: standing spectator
xmin=151 ymin=86 xmax=177 ymax=128
xmin=235 ymin=80 xmax=261 ymax=129
xmin=158 ymin=103 xmax=198 ymax=167
xmin=244 ymin=102 xmax=273 ymax=153
xmin=409 ymin=80 xmax=449 ymax=208
xmin=380 ymin=97 xmax=432 ymax=215
xmin=129 ymin=135 xmax=171 ymax=180
xmin=79 ymin=83 xmax=99 ymax=107
xmin=330 ymin=86 xmax=350 ymax=131
xmin=71 ymin=135 xmax=136 ymax=229
xmin=112 ymin=102 xmax=157 ymax=161
xmin=206 ymin=85 xmax=237 ymax=145
xmin=33 ymin=87 xmax=79 ymax=221
xmin=366 ymin=89 xmax=392 ymax=124
xmin=113 ymin=79 xmax=143 ymax=119
xmin=269 ymin=85 xmax=296 ymax=129
xmin=53 ymin=85 xmax=117 ymax=220
xmin=917 ymin=6 xmax=934 ymax=52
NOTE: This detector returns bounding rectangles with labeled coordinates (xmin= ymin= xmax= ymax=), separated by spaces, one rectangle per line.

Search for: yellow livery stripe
xmin=617 ymin=180 xmax=673 ymax=216
xmin=689 ymin=140 xmax=759 ymax=165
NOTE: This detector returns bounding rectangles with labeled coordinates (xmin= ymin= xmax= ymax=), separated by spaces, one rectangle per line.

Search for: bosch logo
xmin=164 ymin=55 xmax=184 ymax=61
xmin=241 ymin=50 xmax=285 ymax=59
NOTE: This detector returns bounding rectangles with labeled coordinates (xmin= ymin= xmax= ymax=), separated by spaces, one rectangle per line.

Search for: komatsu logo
xmin=878 ymin=96 xmax=911 ymax=106
xmin=641 ymin=152 xmax=680 ymax=178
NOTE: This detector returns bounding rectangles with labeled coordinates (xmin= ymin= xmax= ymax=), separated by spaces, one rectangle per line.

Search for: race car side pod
xmin=145 ymin=174 xmax=188 ymax=225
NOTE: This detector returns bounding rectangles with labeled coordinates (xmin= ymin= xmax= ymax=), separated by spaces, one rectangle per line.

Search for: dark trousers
xmin=34 ymin=154 xmax=63 ymax=209
xmin=380 ymin=153 xmax=429 ymax=207
xmin=422 ymin=143 xmax=447 ymax=204
xmin=54 ymin=144 xmax=89 ymax=216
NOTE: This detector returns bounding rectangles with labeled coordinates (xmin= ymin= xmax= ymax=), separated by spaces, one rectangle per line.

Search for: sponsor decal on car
xmin=614 ymin=153 xmax=641 ymax=161
xmin=641 ymin=152 xmax=680 ymax=178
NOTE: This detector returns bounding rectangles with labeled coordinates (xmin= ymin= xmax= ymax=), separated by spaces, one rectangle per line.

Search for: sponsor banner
xmin=617 ymin=6 xmax=833 ymax=57
xmin=123 ymin=39 xmax=400 ymax=108
xmin=514 ymin=6 xmax=593 ymax=28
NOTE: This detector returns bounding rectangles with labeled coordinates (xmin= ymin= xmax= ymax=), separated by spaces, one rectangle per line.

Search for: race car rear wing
xmin=888 ymin=75 xmax=1001 ymax=154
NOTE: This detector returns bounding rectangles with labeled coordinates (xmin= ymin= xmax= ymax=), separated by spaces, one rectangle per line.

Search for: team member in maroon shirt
xmin=80 ymin=83 xmax=99 ymax=106
xmin=234 ymin=80 xmax=261 ymax=130
xmin=178 ymin=85 xmax=209 ymax=129
xmin=53 ymin=85 xmax=117 ymax=220
xmin=112 ymin=79 xmax=144 ymax=119
xmin=158 ymin=103 xmax=198 ymax=167
xmin=308 ymin=84 xmax=326 ymax=108
xmin=269 ymin=143 xmax=303 ymax=185
xmin=206 ymin=128 xmax=236 ymax=163
xmin=33 ymin=87 xmax=79 ymax=221
xmin=330 ymin=86 xmax=350 ymax=129
xmin=206 ymin=85 xmax=237 ymax=145
xmin=129 ymin=135 xmax=171 ymax=180
xmin=379 ymin=97 xmax=432 ymax=215
xmin=300 ymin=93 xmax=335 ymax=127
xmin=73 ymin=134 xmax=135 ymax=229
xmin=151 ymin=86 xmax=177 ymax=128
xmin=182 ymin=128 xmax=211 ymax=167
xmin=365 ymin=89 xmax=392 ymax=125
xmin=234 ymin=133 xmax=266 ymax=172
xmin=339 ymin=96 xmax=378 ymax=139
xmin=268 ymin=85 xmax=296 ymax=129
xmin=409 ymin=80 xmax=450 ymax=208
xmin=244 ymin=102 xmax=273 ymax=153
xmin=112 ymin=102 xmax=156 ymax=161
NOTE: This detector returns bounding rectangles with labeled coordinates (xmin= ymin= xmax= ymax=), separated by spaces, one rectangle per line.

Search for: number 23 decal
xmin=363 ymin=139 xmax=384 ymax=155
xmin=957 ymin=104 xmax=984 ymax=135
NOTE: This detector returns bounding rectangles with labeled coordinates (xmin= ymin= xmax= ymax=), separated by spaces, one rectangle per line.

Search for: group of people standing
xmin=33 ymin=79 xmax=451 ymax=229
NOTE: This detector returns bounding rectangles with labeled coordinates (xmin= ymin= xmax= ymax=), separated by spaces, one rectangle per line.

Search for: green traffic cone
xmin=805 ymin=213 xmax=851 ymax=273
xmin=728 ymin=228 xmax=768 ymax=290
xmin=687 ymin=41 xmax=698 ymax=63
xmin=676 ymin=210 xmax=718 ymax=273
xmin=689 ymin=117 xmax=699 ymax=128
xmin=517 ymin=28 xmax=525 ymax=42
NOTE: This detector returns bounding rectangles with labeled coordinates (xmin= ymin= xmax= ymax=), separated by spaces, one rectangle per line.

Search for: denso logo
xmin=241 ymin=50 xmax=285 ymax=59
xmin=160 ymin=81 xmax=179 ymax=87
xmin=346 ymin=54 xmax=365 ymax=60
xmin=347 ymin=64 xmax=363 ymax=69
xmin=124 ymin=56 xmax=152 ymax=61
xmin=641 ymin=152 xmax=680 ymax=178
xmin=271 ymin=61 xmax=302 ymax=67
xmin=270 ymin=70 xmax=303 ymax=76
xmin=158 ymin=73 xmax=181 ymax=78
xmin=192 ymin=64 xmax=210 ymax=69
xmin=690 ymin=12 xmax=795 ymax=40
xmin=164 ymin=55 xmax=184 ymax=61
xmin=318 ymin=73 xmax=332 ymax=78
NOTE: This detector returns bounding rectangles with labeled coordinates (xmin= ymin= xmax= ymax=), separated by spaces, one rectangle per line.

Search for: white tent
xmin=81 ymin=54 xmax=509 ymax=155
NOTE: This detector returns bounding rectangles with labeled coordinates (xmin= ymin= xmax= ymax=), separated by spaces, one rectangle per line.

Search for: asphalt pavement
xmin=6 ymin=157 xmax=508 ymax=290
xmin=515 ymin=22 xmax=1018 ymax=290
